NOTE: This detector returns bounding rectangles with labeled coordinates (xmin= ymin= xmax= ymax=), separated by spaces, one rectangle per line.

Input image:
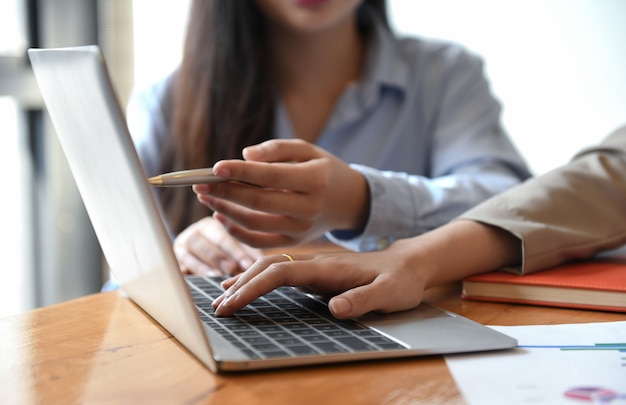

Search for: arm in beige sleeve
xmin=458 ymin=124 xmax=626 ymax=274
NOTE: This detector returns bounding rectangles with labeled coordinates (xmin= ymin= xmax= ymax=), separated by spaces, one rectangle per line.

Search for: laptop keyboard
xmin=186 ymin=276 xmax=407 ymax=359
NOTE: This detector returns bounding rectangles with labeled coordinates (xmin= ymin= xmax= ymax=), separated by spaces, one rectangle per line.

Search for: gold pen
xmin=147 ymin=168 xmax=227 ymax=187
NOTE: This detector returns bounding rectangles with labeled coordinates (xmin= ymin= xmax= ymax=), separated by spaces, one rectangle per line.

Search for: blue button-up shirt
xmin=128 ymin=20 xmax=531 ymax=252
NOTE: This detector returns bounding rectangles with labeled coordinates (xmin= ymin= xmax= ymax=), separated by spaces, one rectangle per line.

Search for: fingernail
xmin=214 ymin=213 xmax=228 ymax=226
xmin=222 ymin=285 xmax=236 ymax=299
xmin=223 ymin=292 xmax=236 ymax=306
xmin=239 ymin=258 xmax=253 ymax=269
xmin=215 ymin=292 xmax=237 ymax=316
xmin=220 ymin=260 xmax=236 ymax=274
xmin=213 ymin=166 xmax=231 ymax=177
xmin=200 ymin=195 xmax=215 ymax=206
xmin=242 ymin=145 xmax=257 ymax=157
xmin=329 ymin=298 xmax=351 ymax=317
xmin=191 ymin=184 xmax=201 ymax=193
xmin=211 ymin=294 xmax=223 ymax=308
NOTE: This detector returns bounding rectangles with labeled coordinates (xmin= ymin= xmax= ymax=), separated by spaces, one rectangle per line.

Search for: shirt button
xmin=376 ymin=237 xmax=390 ymax=250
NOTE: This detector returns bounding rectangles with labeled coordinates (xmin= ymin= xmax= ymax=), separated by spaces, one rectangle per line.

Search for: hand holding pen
xmin=148 ymin=139 xmax=370 ymax=274
xmin=188 ymin=139 xmax=370 ymax=249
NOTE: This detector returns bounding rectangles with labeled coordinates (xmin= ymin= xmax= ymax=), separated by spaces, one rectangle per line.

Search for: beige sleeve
xmin=458 ymin=124 xmax=626 ymax=274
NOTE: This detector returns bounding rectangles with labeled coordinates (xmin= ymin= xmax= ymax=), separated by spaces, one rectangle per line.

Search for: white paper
xmin=444 ymin=321 xmax=626 ymax=405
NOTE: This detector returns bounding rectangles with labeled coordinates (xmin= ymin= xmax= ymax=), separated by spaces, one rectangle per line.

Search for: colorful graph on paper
xmin=445 ymin=321 xmax=626 ymax=405
xmin=519 ymin=343 xmax=626 ymax=403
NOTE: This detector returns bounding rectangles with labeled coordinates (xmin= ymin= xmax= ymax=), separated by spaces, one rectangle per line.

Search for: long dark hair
xmin=160 ymin=0 xmax=389 ymax=235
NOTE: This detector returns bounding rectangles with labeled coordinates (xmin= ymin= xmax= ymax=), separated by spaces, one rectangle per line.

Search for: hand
xmin=173 ymin=217 xmax=264 ymax=276
xmin=211 ymin=239 xmax=431 ymax=319
xmin=192 ymin=139 xmax=370 ymax=248
xmin=210 ymin=220 xmax=524 ymax=319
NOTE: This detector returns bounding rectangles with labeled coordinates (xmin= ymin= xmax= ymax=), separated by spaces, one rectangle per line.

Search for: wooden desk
xmin=1 ymin=282 xmax=624 ymax=405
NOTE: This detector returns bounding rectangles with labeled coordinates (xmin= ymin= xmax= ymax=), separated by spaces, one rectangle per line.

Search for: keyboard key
xmin=272 ymin=337 xmax=303 ymax=346
xmin=312 ymin=342 xmax=349 ymax=354
xmin=334 ymin=337 xmax=377 ymax=352
xmin=287 ymin=345 xmax=320 ymax=355
xmin=262 ymin=350 xmax=290 ymax=358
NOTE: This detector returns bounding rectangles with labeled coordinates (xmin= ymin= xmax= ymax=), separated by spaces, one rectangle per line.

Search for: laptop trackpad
xmin=358 ymin=303 xmax=515 ymax=353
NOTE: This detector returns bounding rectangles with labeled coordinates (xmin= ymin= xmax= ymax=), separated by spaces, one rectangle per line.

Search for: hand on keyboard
xmin=211 ymin=239 xmax=433 ymax=319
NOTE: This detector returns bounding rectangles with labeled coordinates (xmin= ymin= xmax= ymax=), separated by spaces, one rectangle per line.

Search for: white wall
xmin=133 ymin=0 xmax=626 ymax=175
xmin=388 ymin=0 xmax=626 ymax=174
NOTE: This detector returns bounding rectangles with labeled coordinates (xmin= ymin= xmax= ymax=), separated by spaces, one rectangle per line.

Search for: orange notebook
xmin=462 ymin=261 xmax=626 ymax=312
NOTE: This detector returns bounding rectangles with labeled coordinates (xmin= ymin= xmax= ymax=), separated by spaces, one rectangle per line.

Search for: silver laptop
xmin=28 ymin=45 xmax=517 ymax=373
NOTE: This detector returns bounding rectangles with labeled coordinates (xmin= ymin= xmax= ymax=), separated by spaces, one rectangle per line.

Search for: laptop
xmin=28 ymin=45 xmax=517 ymax=373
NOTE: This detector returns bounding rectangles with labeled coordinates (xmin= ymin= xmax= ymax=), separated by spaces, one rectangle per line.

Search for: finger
xmin=199 ymin=181 xmax=318 ymax=220
xmin=211 ymin=273 xmax=243 ymax=308
xmin=173 ymin=230 xmax=233 ymax=276
xmin=213 ymin=212 xmax=296 ymax=248
xmin=183 ymin=235 xmax=239 ymax=275
xmin=178 ymin=216 xmax=264 ymax=274
xmin=192 ymin=183 xmax=210 ymax=194
xmin=213 ymin=256 xmax=288 ymax=309
xmin=197 ymin=186 xmax=302 ymax=218
xmin=220 ymin=273 xmax=242 ymax=290
xmin=201 ymin=216 xmax=263 ymax=271
xmin=242 ymin=139 xmax=324 ymax=163
xmin=205 ymin=195 xmax=314 ymax=235
xmin=214 ymin=254 xmax=311 ymax=316
xmin=174 ymin=248 xmax=222 ymax=276
xmin=226 ymin=253 xmax=303 ymax=291
xmin=327 ymin=284 xmax=381 ymax=319
xmin=329 ymin=275 xmax=425 ymax=319
xmin=212 ymin=159 xmax=323 ymax=193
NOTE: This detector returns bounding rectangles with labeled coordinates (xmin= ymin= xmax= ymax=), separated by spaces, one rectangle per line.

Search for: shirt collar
xmin=360 ymin=16 xmax=410 ymax=93
xmin=353 ymin=15 xmax=410 ymax=110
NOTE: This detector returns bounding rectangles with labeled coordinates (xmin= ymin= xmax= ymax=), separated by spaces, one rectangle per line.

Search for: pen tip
xmin=147 ymin=176 xmax=162 ymax=186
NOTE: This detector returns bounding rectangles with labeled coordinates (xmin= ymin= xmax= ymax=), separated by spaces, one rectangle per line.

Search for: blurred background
xmin=1 ymin=0 xmax=625 ymax=318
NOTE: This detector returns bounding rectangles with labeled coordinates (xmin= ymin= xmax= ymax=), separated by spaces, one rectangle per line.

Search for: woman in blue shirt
xmin=128 ymin=0 xmax=530 ymax=276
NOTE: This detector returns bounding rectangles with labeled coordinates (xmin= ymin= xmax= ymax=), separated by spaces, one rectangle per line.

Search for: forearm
xmin=327 ymin=163 xmax=526 ymax=252
xmin=393 ymin=219 xmax=522 ymax=288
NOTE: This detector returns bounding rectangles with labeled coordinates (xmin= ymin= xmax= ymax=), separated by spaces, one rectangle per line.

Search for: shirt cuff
xmin=326 ymin=164 xmax=417 ymax=251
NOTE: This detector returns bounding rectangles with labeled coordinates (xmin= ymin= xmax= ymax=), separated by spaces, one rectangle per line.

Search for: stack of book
xmin=462 ymin=260 xmax=626 ymax=312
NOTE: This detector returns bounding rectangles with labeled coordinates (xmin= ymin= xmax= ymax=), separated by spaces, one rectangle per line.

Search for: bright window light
xmin=0 ymin=0 xmax=26 ymax=55
xmin=0 ymin=97 xmax=28 ymax=318
xmin=132 ymin=0 xmax=191 ymax=91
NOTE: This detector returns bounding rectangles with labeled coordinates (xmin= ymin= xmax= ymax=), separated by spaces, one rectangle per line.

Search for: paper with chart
xmin=444 ymin=321 xmax=626 ymax=404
